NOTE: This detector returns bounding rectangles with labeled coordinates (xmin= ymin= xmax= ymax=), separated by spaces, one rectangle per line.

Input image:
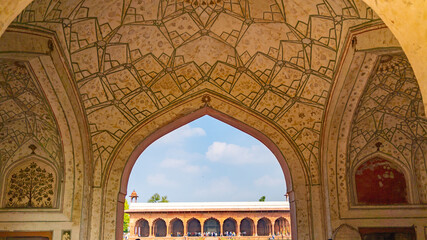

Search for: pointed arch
xmin=187 ymin=218 xmax=201 ymax=235
xmin=135 ymin=219 xmax=149 ymax=237
xmin=257 ymin=217 xmax=272 ymax=236
xmin=152 ymin=218 xmax=167 ymax=237
xmin=204 ymin=218 xmax=220 ymax=235
xmin=103 ymin=92 xmax=312 ymax=239
xmin=240 ymin=218 xmax=255 ymax=236
xmin=223 ymin=217 xmax=237 ymax=235
xmin=169 ymin=218 xmax=184 ymax=237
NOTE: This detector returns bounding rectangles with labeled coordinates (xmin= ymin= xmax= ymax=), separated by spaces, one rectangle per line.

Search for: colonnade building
xmin=126 ymin=200 xmax=291 ymax=240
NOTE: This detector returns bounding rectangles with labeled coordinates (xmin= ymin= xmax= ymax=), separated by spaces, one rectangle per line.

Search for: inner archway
xmin=240 ymin=218 xmax=255 ymax=236
xmin=223 ymin=218 xmax=237 ymax=235
xmin=187 ymin=218 xmax=201 ymax=236
xmin=170 ymin=218 xmax=184 ymax=237
xmin=274 ymin=217 xmax=290 ymax=236
xmin=204 ymin=218 xmax=220 ymax=235
xmin=257 ymin=218 xmax=272 ymax=236
xmin=135 ymin=219 xmax=149 ymax=237
xmin=110 ymin=94 xmax=313 ymax=240
xmin=152 ymin=219 xmax=166 ymax=237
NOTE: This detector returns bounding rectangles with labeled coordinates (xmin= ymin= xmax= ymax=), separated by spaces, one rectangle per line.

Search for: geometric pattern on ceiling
xmin=13 ymin=0 xmax=379 ymax=184
xmin=0 ymin=61 xmax=62 ymax=168
xmin=350 ymin=54 xmax=427 ymax=170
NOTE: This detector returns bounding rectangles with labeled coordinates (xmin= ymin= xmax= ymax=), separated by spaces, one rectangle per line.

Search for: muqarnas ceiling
xmin=0 ymin=61 xmax=62 ymax=168
xmin=13 ymin=0 xmax=380 ymax=183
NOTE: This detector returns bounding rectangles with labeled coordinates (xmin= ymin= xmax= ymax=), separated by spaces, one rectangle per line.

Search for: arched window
xmin=169 ymin=218 xmax=184 ymax=237
xmin=240 ymin=218 xmax=254 ymax=236
xmin=153 ymin=219 xmax=167 ymax=237
xmin=355 ymin=158 xmax=408 ymax=205
xmin=135 ymin=219 xmax=149 ymax=237
xmin=257 ymin=218 xmax=272 ymax=236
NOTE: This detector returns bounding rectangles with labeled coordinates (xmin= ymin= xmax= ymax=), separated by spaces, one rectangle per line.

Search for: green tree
xmin=160 ymin=195 xmax=169 ymax=203
xmin=148 ymin=193 xmax=168 ymax=203
xmin=148 ymin=193 xmax=160 ymax=203
xmin=123 ymin=199 xmax=130 ymax=233
xmin=259 ymin=196 xmax=266 ymax=202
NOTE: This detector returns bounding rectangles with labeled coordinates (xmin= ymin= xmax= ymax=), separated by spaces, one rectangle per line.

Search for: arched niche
xmin=0 ymin=26 xmax=92 ymax=237
xmin=354 ymin=157 xmax=408 ymax=205
xmin=104 ymin=93 xmax=312 ymax=240
xmin=1 ymin=157 xmax=59 ymax=208
xmin=135 ymin=219 xmax=149 ymax=237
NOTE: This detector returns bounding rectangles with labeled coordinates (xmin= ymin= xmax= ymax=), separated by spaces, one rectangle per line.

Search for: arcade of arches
xmin=0 ymin=0 xmax=426 ymax=240
xmin=133 ymin=217 xmax=288 ymax=239
xmin=127 ymin=201 xmax=290 ymax=240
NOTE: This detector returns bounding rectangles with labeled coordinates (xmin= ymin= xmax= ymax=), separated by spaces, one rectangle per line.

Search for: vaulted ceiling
xmin=6 ymin=0 xmax=387 ymax=185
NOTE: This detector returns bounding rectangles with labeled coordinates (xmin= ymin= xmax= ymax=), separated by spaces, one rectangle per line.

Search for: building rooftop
xmin=127 ymin=201 xmax=290 ymax=213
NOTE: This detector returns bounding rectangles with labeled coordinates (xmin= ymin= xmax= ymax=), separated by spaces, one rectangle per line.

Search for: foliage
xmin=148 ymin=193 xmax=169 ymax=203
xmin=123 ymin=199 xmax=130 ymax=233
xmin=7 ymin=162 xmax=54 ymax=208
xmin=259 ymin=196 xmax=266 ymax=202
xmin=160 ymin=195 xmax=169 ymax=202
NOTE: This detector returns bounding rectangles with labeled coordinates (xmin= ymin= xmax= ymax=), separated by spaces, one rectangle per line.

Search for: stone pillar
xmin=269 ymin=218 xmax=275 ymax=236
xmin=200 ymin=219 xmax=204 ymax=236
xmin=220 ymin=219 xmax=223 ymax=236
xmin=149 ymin=219 xmax=154 ymax=237
xmin=236 ymin=219 xmax=240 ymax=236
xmin=183 ymin=218 xmax=188 ymax=236
xmin=254 ymin=219 xmax=258 ymax=236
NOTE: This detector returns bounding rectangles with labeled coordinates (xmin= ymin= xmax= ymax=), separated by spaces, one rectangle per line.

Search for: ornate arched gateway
xmin=0 ymin=0 xmax=426 ymax=239
xmin=113 ymin=94 xmax=308 ymax=239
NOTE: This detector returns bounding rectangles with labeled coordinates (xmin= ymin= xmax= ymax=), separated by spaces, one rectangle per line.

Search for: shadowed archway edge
xmin=101 ymin=91 xmax=314 ymax=240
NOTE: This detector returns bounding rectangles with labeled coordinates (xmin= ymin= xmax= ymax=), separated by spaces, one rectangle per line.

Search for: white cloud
xmin=205 ymin=142 xmax=273 ymax=165
xmin=254 ymin=175 xmax=283 ymax=187
xmin=146 ymin=173 xmax=175 ymax=186
xmin=159 ymin=158 xmax=207 ymax=174
xmin=159 ymin=158 xmax=187 ymax=168
xmin=157 ymin=124 xmax=206 ymax=144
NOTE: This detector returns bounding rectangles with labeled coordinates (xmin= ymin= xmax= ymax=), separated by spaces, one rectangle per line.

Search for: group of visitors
xmin=186 ymin=232 xmax=201 ymax=237
xmin=223 ymin=231 xmax=236 ymax=236
xmin=185 ymin=231 xmax=237 ymax=237
xmin=203 ymin=232 xmax=218 ymax=237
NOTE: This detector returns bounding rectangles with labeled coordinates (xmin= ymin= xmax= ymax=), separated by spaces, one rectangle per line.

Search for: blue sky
xmin=127 ymin=116 xmax=287 ymax=202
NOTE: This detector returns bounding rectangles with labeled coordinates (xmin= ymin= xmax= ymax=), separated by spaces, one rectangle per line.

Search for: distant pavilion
xmin=126 ymin=192 xmax=291 ymax=240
